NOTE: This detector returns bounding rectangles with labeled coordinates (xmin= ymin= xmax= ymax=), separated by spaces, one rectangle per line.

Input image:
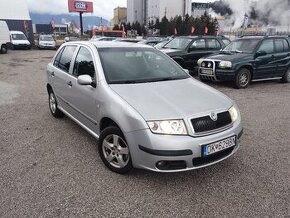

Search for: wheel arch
xmin=238 ymin=65 xmax=254 ymax=80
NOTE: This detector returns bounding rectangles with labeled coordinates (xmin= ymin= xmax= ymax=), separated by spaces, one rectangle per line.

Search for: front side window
xmin=98 ymin=48 xmax=189 ymax=84
xmin=73 ymin=47 xmax=95 ymax=78
xmin=190 ymin=39 xmax=206 ymax=50
xmin=164 ymin=38 xmax=192 ymax=50
xmin=257 ymin=39 xmax=274 ymax=54
xmin=58 ymin=46 xmax=77 ymax=73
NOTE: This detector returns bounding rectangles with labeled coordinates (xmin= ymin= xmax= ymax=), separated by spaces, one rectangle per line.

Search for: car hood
xmin=160 ymin=48 xmax=183 ymax=56
xmin=110 ymin=78 xmax=232 ymax=121
xmin=207 ymin=53 xmax=253 ymax=62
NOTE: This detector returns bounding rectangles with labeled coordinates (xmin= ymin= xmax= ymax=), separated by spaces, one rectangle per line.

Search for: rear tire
xmin=234 ymin=68 xmax=251 ymax=89
xmin=48 ymin=90 xmax=64 ymax=118
xmin=98 ymin=126 xmax=133 ymax=174
xmin=0 ymin=45 xmax=7 ymax=54
xmin=281 ymin=68 xmax=290 ymax=83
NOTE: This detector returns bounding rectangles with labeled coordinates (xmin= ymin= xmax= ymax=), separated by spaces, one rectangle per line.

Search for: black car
xmin=160 ymin=36 xmax=230 ymax=73
xmin=198 ymin=36 xmax=290 ymax=89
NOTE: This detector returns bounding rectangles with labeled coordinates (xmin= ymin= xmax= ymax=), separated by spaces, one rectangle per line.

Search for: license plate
xmin=201 ymin=68 xmax=213 ymax=75
xmin=203 ymin=136 xmax=236 ymax=156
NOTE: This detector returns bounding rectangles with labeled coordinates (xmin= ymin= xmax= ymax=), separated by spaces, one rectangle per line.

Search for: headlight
xmin=197 ymin=59 xmax=204 ymax=66
xmin=229 ymin=104 xmax=240 ymax=123
xmin=147 ymin=120 xmax=188 ymax=135
xmin=219 ymin=61 xmax=232 ymax=68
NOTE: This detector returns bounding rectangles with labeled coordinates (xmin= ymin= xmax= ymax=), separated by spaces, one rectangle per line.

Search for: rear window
xmin=57 ymin=46 xmax=77 ymax=73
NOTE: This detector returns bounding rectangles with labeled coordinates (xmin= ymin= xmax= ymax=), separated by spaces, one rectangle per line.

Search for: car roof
xmin=65 ymin=41 xmax=152 ymax=49
xmin=10 ymin=31 xmax=25 ymax=34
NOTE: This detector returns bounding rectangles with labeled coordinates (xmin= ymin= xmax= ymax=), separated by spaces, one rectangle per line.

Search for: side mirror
xmin=183 ymin=69 xmax=189 ymax=74
xmin=77 ymin=75 xmax=94 ymax=86
xmin=256 ymin=50 xmax=267 ymax=57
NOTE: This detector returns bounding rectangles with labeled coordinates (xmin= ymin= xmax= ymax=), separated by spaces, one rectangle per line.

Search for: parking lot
xmin=0 ymin=50 xmax=289 ymax=217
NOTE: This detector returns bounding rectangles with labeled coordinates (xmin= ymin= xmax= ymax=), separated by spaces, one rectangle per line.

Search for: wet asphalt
xmin=0 ymin=50 xmax=289 ymax=217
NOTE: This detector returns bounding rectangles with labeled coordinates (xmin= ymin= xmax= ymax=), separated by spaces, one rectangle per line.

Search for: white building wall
xmin=148 ymin=0 xmax=192 ymax=22
xmin=0 ymin=0 xmax=31 ymax=20
xmin=127 ymin=0 xmax=144 ymax=24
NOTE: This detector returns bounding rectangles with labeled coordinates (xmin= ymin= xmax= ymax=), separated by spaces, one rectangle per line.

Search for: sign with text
xmin=68 ymin=0 xmax=93 ymax=13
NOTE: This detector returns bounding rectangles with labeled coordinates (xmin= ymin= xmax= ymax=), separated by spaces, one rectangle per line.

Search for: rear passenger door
xmin=51 ymin=45 xmax=77 ymax=111
xmin=274 ymin=38 xmax=290 ymax=76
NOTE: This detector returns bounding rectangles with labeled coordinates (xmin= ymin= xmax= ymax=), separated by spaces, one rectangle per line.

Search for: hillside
xmin=30 ymin=13 xmax=109 ymax=30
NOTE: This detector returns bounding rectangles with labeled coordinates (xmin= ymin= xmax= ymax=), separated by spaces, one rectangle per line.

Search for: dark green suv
xmin=160 ymin=36 xmax=231 ymax=74
xmin=198 ymin=36 xmax=290 ymax=88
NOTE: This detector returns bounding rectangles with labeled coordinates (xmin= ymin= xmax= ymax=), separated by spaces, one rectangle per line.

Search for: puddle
xmin=0 ymin=81 xmax=19 ymax=106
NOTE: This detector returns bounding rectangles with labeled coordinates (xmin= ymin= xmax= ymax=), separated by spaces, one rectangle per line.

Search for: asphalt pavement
xmin=0 ymin=50 xmax=289 ymax=217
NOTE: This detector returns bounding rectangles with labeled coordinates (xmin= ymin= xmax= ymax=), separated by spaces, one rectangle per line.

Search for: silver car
xmin=46 ymin=41 xmax=243 ymax=174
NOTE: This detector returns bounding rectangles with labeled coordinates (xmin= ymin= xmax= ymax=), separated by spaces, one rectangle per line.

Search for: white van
xmin=0 ymin=21 xmax=10 ymax=54
xmin=10 ymin=30 xmax=31 ymax=49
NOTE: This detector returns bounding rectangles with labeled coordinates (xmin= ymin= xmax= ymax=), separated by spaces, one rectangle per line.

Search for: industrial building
xmin=111 ymin=7 xmax=127 ymax=26
xmin=0 ymin=0 xmax=34 ymax=44
xmin=191 ymin=2 xmax=210 ymax=18
xmin=127 ymin=0 xmax=192 ymax=25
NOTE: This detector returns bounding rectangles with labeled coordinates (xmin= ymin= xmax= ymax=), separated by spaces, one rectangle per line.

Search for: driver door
xmin=254 ymin=39 xmax=277 ymax=79
xmin=65 ymin=46 xmax=99 ymax=132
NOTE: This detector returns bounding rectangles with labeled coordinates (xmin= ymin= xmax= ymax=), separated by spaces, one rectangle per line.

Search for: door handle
xmin=67 ymin=81 xmax=72 ymax=87
xmin=51 ymin=72 xmax=55 ymax=77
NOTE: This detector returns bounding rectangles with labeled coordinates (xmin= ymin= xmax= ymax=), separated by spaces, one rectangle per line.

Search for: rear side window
xmin=257 ymin=39 xmax=274 ymax=54
xmin=73 ymin=47 xmax=95 ymax=78
xmin=207 ymin=39 xmax=222 ymax=50
xmin=274 ymin=39 xmax=289 ymax=53
xmin=57 ymin=46 xmax=77 ymax=73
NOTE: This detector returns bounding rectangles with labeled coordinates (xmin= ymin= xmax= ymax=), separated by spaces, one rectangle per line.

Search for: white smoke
xmin=214 ymin=0 xmax=290 ymax=30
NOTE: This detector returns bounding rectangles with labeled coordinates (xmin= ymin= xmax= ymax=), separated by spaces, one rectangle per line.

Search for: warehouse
xmin=0 ymin=0 xmax=34 ymax=44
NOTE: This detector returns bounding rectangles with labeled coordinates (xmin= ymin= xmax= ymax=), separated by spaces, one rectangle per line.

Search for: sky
xmin=26 ymin=0 xmax=127 ymax=20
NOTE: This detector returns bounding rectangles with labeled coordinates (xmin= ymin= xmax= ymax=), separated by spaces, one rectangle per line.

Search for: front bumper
xmin=12 ymin=44 xmax=31 ymax=49
xmin=125 ymin=121 xmax=243 ymax=172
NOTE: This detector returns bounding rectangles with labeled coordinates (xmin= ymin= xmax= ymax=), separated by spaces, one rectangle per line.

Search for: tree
xmin=160 ymin=16 xmax=169 ymax=36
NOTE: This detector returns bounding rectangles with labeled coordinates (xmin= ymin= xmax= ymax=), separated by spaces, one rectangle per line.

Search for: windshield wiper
xmin=232 ymin=49 xmax=243 ymax=53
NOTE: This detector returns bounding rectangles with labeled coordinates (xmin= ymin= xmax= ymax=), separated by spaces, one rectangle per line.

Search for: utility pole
xmin=79 ymin=12 xmax=83 ymax=36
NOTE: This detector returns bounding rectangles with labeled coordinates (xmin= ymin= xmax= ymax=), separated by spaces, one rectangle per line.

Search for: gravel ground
xmin=0 ymin=50 xmax=289 ymax=218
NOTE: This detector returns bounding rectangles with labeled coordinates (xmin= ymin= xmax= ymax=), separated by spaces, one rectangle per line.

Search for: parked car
xmin=0 ymin=21 xmax=10 ymax=54
xmin=38 ymin=34 xmax=56 ymax=50
xmin=138 ymin=39 xmax=163 ymax=47
xmin=160 ymin=36 xmax=231 ymax=73
xmin=198 ymin=36 xmax=290 ymax=88
xmin=46 ymin=41 xmax=243 ymax=174
xmin=10 ymin=30 xmax=31 ymax=50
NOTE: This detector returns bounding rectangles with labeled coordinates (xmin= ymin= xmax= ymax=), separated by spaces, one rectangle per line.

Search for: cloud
xmin=25 ymin=0 xmax=126 ymax=20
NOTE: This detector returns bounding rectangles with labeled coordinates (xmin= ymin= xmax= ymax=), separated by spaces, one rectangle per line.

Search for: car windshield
xmin=98 ymin=48 xmax=189 ymax=84
xmin=164 ymin=38 xmax=192 ymax=50
xmin=40 ymin=36 xmax=54 ymax=41
xmin=222 ymin=39 xmax=261 ymax=53
xmin=12 ymin=34 xmax=27 ymax=40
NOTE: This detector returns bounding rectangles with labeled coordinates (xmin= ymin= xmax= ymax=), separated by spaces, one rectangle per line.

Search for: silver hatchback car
xmin=46 ymin=41 xmax=243 ymax=174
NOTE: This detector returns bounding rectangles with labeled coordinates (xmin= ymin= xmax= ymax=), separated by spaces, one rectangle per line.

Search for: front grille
xmin=191 ymin=111 xmax=232 ymax=134
xmin=192 ymin=146 xmax=235 ymax=167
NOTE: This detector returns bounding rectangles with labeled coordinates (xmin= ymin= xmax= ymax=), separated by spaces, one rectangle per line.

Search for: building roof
xmin=0 ymin=0 xmax=31 ymax=20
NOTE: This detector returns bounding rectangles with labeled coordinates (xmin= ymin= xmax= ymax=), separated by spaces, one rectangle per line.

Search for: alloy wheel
xmin=102 ymin=134 xmax=130 ymax=169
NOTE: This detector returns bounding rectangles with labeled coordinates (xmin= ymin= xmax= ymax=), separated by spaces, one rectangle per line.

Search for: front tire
xmin=48 ymin=91 xmax=64 ymax=118
xmin=0 ymin=45 xmax=7 ymax=54
xmin=98 ymin=127 xmax=133 ymax=174
xmin=281 ymin=68 xmax=290 ymax=83
xmin=234 ymin=68 xmax=251 ymax=89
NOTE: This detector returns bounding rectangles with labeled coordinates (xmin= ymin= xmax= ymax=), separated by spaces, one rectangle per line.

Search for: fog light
xmin=156 ymin=161 xmax=166 ymax=168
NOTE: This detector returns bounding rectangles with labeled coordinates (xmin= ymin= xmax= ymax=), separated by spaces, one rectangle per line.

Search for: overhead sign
xmin=68 ymin=0 xmax=93 ymax=13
